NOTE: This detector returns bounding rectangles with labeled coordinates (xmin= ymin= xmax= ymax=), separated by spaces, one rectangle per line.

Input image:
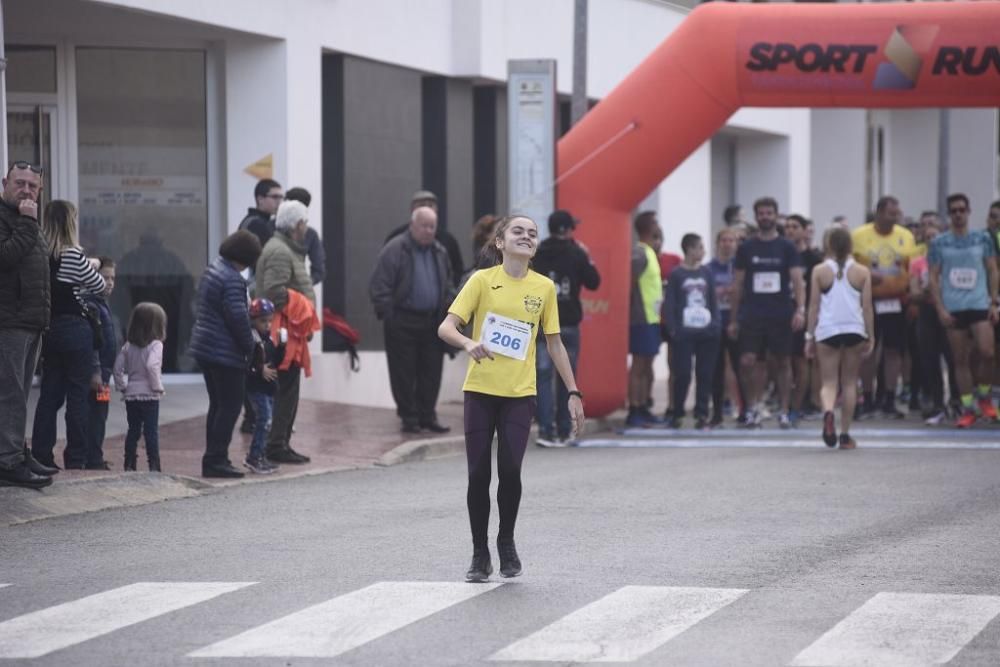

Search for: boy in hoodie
xmin=532 ymin=210 xmax=601 ymax=446
xmin=663 ymin=234 xmax=721 ymax=429
xmin=85 ymin=257 xmax=119 ymax=469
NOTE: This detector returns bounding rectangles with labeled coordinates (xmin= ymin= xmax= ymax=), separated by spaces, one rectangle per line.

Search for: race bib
xmin=949 ymin=267 xmax=977 ymax=290
xmin=874 ymin=298 xmax=902 ymax=315
xmin=683 ymin=306 xmax=711 ymax=329
xmin=481 ymin=311 xmax=531 ymax=361
xmin=753 ymin=271 xmax=780 ymax=294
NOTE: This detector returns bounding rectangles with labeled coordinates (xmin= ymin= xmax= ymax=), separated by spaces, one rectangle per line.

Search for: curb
xmin=0 ymin=473 xmax=209 ymax=528
xmin=375 ymin=418 xmax=617 ymax=467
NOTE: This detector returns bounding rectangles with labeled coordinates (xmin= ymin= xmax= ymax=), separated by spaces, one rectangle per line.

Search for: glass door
xmin=6 ymin=105 xmax=56 ymax=210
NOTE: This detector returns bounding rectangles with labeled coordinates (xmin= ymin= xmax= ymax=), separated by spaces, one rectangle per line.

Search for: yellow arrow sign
xmin=244 ymin=153 xmax=273 ymax=180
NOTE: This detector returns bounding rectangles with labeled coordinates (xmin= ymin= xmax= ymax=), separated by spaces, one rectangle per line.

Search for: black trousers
xmin=266 ymin=366 xmax=301 ymax=453
xmin=917 ymin=303 xmax=960 ymax=408
xmin=202 ymin=363 xmax=245 ymax=468
xmin=711 ymin=326 xmax=744 ymax=419
xmin=384 ymin=312 xmax=444 ymax=426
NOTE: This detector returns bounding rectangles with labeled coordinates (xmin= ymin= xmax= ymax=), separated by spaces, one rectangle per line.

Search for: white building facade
xmin=4 ymin=0 xmax=997 ymax=407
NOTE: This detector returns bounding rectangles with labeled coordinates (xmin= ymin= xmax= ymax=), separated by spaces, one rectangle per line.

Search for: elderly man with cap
xmin=531 ymin=210 xmax=601 ymax=446
xmin=370 ymin=205 xmax=454 ymax=433
xmin=256 ymin=200 xmax=316 ymax=465
xmin=384 ymin=190 xmax=463 ymax=286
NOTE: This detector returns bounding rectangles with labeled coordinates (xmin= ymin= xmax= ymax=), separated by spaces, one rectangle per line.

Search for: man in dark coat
xmin=370 ymin=206 xmax=453 ymax=433
xmin=0 ymin=162 xmax=55 ymax=488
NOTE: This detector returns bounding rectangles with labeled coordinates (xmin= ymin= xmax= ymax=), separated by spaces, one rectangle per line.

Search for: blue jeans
xmin=125 ymin=400 xmax=160 ymax=463
xmin=30 ymin=315 xmax=94 ymax=467
xmin=247 ymin=391 xmax=273 ymax=460
xmin=535 ymin=326 xmax=580 ymax=438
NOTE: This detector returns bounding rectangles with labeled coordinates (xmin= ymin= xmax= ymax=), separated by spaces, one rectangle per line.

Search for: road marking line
xmin=579 ymin=438 xmax=1000 ymax=450
xmin=190 ymin=581 xmax=502 ymax=658
xmin=0 ymin=582 xmax=254 ymax=659
xmin=790 ymin=592 xmax=1000 ymax=666
xmin=0 ymin=585 xmax=9 ymax=589
xmin=620 ymin=427 xmax=1000 ymax=440
xmin=489 ymin=585 xmax=747 ymax=662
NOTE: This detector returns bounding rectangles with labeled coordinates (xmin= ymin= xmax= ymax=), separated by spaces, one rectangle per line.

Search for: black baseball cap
xmin=548 ymin=209 xmax=578 ymax=235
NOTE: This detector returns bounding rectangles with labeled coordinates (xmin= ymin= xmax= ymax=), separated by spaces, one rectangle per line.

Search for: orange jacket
xmin=272 ymin=289 xmax=320 ymax=377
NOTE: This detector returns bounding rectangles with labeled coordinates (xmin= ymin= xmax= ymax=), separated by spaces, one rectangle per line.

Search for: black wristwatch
xmin=568 ymin=390 xmax=584 ymax=400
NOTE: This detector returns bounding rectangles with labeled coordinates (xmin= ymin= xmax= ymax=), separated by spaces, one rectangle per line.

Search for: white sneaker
xmin=535 ymin=436 xmax=559 ymax=448
xmin=924 ymin=411 xmax=946 ymax=426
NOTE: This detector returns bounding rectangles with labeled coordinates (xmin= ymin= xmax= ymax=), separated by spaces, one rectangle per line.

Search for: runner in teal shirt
xmin=928 ymin=193 xmax=1000 ymax=428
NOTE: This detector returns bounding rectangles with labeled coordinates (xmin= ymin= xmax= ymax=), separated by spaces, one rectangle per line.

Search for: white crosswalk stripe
xmin=190 ymin=580 xmax=503 ymax=658
xmin=0 ymin=582 xmax=254 ymax=659
xmin=489 ymin=585 xmax=747 ymax=663
xmin=791 ymin=592 xmax=1000 ymax=666
xmin=0 ymin=585 xmax=9 ymax=590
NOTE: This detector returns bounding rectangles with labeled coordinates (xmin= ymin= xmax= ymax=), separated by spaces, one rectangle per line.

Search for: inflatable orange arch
xmin=558 ymin=1 xmax=1000 ymax=417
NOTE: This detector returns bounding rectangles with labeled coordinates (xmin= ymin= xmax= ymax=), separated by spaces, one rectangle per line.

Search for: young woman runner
xmin=805 ymin=227 xmax=875 ymax=449
xmin=439 ymin=215 xmax=585 ymax=583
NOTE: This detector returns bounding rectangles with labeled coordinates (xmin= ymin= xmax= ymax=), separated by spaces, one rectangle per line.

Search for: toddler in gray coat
xmin=113 ymin=302 xmax=167 ymax=471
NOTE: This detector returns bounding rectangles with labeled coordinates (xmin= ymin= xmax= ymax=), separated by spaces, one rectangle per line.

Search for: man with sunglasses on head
xmin=928 ymin=193 xmax=1000 ymax=428
xmin=0 ymin=162 xmax=56 ymax=488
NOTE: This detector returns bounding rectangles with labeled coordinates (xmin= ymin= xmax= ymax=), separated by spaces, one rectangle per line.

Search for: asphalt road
xmin=2 ymin=444 xmax=1000 ymax=666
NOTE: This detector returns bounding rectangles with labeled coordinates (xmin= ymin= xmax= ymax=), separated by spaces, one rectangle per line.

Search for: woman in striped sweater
xmin=30 ymin=200 xmax=106 ymax=470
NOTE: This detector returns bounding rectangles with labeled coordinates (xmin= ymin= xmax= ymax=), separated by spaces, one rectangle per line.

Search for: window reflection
xmin=76 ymin=48 xmax=208 ymax=372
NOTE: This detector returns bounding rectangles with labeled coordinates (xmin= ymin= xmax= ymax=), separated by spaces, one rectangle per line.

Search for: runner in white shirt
xmin=806 ymin=227 xmax=874 ymax=450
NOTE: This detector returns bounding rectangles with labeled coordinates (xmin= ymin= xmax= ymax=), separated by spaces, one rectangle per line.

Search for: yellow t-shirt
xmin=448 ymin=265 xmax=560 ymax=398
xmin=851 ymin=223 xmax=918 ymax=299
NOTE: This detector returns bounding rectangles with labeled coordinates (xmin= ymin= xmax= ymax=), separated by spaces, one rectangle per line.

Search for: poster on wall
xmin=508 ymin=59 xmax=557 ymax=239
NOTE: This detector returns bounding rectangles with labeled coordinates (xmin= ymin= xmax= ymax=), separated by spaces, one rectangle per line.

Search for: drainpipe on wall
xmin=571 ymin=0 xmax=588 ymax=126
xmin=0 ymin=0 xmax=7 ymax=170
xmin=938 ymin=108 xmax=950 ymax=216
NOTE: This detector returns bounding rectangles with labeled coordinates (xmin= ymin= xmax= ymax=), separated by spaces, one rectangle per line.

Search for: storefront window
xmin=76 ymin=48 xmax=208 ymax=372
xmin=6 ymin=46 xmax=57 ymax=94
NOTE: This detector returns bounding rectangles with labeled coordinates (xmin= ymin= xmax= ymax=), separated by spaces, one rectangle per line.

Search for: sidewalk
xmin=4 ymin=383 xmax=466 ymax=527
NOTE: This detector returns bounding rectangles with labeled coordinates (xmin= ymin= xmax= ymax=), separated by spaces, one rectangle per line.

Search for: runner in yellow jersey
xmin=851 ymin=195 xmax=918 ymax=419
xmin=439 ymin=215 xmax=584 ymax=583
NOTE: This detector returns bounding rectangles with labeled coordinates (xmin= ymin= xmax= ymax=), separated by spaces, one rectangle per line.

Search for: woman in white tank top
xmin=805 ymin=227 xmax=875 ymax=450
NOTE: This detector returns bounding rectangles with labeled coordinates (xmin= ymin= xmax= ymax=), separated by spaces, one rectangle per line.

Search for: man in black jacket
xmin=532 ymin=210 xmax=601 ymax=446
xmin=238 ymin=178 xmax=283 ymax=433
xmin=0 ymin=162 xmax=56 ymax=488
xmin=370 ymin=206 xmax=453 ymax=433
xmin=239 ymin=179 xmax=284 ymax=248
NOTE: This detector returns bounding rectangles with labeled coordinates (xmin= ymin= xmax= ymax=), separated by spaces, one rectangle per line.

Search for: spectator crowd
xmin=627 ymin=194 xmax=1000 ymax=449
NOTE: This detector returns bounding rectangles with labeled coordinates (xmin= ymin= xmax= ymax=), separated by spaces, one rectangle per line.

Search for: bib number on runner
xmin=753 ymin=271 xmax=780 ymax=294
xmin=949 ymin=267 xmax=977 ymax=290
xmin=481 ymin=311 xmax=531 ymax=361
xmin=683 ymin=306 xmax=711 ymax=329
xmin=874 ymin=298 xmax=902 ymax=315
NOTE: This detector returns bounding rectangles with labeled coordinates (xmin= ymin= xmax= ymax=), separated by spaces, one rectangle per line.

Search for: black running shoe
xmin=822 ymin=411 xmax=837 ymax=448
xmin=465 ymin=550 xmax=493 ymax=583
xmin=497 ymin=539 xmax=522 ymax=578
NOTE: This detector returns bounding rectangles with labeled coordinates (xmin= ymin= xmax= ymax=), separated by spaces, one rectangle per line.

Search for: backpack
xmin=322 ymin=307 xmax=361 ymax=372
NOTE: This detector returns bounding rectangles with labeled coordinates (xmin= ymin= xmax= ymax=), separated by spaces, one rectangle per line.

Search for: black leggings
xmin=464 ymin=392 xmax=535 ymax=551
xmin=711 ymin=329 xmax=744 ymax=419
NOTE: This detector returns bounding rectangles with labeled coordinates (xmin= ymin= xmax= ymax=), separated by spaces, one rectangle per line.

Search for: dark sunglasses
xmin=8 ymin=161 xmax=43 ymax=175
